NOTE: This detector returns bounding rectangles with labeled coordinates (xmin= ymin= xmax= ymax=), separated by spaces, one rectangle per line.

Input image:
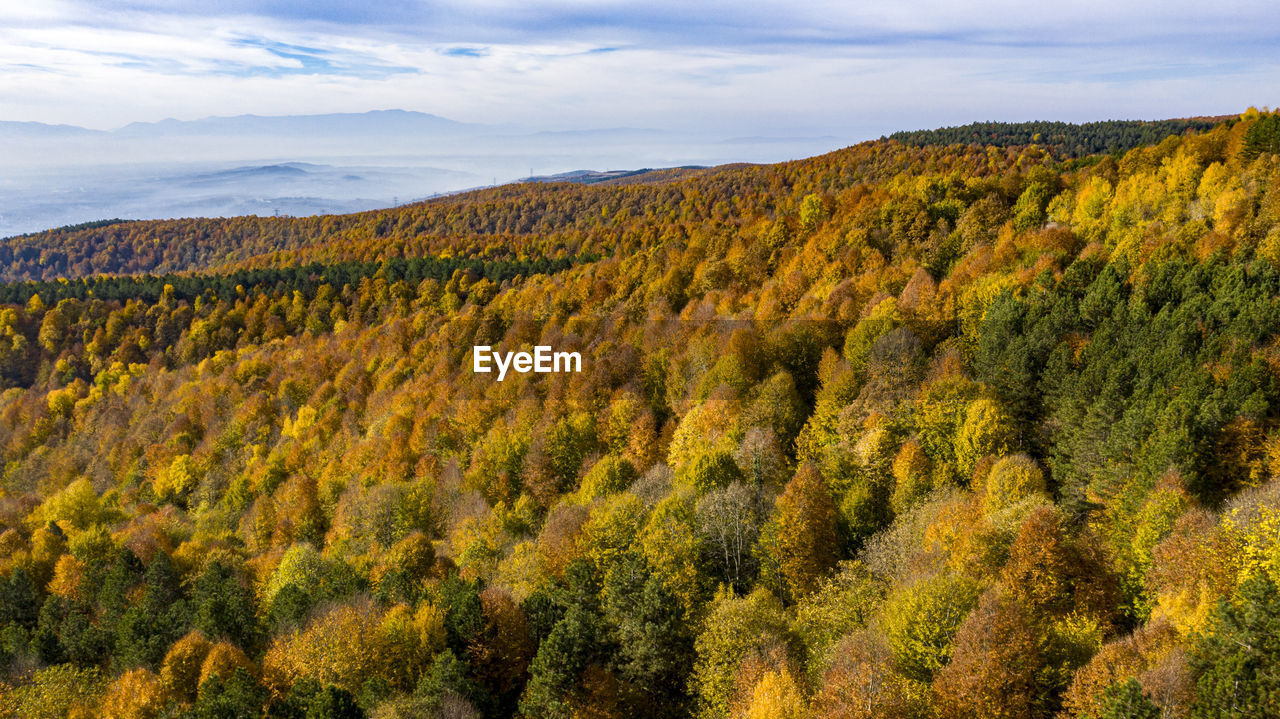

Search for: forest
xmin=1 ymin=110 xmax=1280 ymax=718
xmin=886 ymin=118 xmax=1225 ymax=159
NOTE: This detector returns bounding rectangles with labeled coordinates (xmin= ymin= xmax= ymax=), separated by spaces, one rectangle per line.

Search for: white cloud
xmin=0 ymin=1 xmax=1276 ymax=133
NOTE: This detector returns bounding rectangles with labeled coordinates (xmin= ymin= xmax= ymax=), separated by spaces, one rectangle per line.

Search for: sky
xmin=1 ymin=0 xmax=1278 ymax=138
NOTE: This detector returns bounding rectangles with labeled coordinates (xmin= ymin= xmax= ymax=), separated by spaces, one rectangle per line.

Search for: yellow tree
xmin=773 ymin=463 xmax=838 ymax=600
xmin=741 ymin=669 xmax=807 ymax=719
xmin=99 ymin=668 xmax=168 ymax=719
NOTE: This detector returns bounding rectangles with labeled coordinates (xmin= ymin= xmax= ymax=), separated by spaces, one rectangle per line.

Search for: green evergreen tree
xmin=1190 ymin=574 xmax=1280 ymax=718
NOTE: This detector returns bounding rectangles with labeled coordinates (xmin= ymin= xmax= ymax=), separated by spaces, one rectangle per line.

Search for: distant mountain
xmin=186 ymin=163 xmax=316 ymax=183
xmin=720 ymin=135 xmax=841 ymax=144
xmin=0 ymin=110 xmax=476 ymax=141
xmin=115 ymin=109 xmax=476 ymax=137
xmin=0 ymin=121 xmax=104 ymax=139
xmin=522 ymin=166 xmax=710 ymax=185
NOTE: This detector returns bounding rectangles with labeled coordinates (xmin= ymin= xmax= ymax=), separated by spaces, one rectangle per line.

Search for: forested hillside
xmin=886 ymin=117 xmax=1225 ymax=158
xmin=3 ymin=110 xmax=1280 ymax=718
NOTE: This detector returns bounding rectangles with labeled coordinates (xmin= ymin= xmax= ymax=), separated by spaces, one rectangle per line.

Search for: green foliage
xmin=188 ymin=667 xmax=268 ymax=719
xmin=519 ymin=604 xmax=601 ymax=719
xmin=691 ymin=588 xmax=791 ymax=719
xmin=191 ymin=561 xmax=260 ymax=651
xmin=887 ymin=118 xmax=1221 ymax=158
xmin=1241 ymin=113 xmax=1280 ymax=159
xmin=578 ymin=454 xmax=638 ymax=500
xmin=1190 ymin=574 xmax=1280 ymax=718
xmin=882 ymin=573 xmax=983 ymax=683
xmin=601 ymin=553 xmax=694 ymax=716
xmin=792 ymin=561 xmax=882 ymax=668
xmin=678 ymin=451 xmax=745 ymax=494
xmin=1098 ymin=678 xmax=1160 ymax=719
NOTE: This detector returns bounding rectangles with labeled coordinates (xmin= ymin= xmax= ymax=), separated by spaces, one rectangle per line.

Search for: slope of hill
xmin=1 ymin=111 xmax=1280 ymax=718
xmin=886 ymin=117 xmax=1229 ymax=157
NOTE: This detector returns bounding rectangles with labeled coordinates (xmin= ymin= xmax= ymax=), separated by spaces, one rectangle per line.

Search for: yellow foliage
xmin=198 ymin=641 xmax=255 ymax=689
xmin=891 ymin=438 xmax=933 ymax=512
xmin=667 ymin=400 xmax=738 ymax=472
xmin=957 ymin=274 xmax=1016 ymax=348
xmin=262 ymin=600 xmax=390 ymax=693
xmin=377 ymin=602 xmax=447 ymax=690
xmin=281 ymin=405 xmax=317 ymax=439
xmin=161 ymin=630 xmax=213 ymax=700
xmin=742 ymin=669 xmax=806 ymax=719
xmin=1225 ymin=503 xmax=1280 ymax=588
xmin=0 ymin=665 xmax=103 ymax=719
xmin=494 ymin=540 xmax=546 ymax=603
xmin=153 ymin=454 xmax=199 ymax=505
xmin=954 ymin=399 xmax=1012 ymax=480
xmin=982 ymin=454 xmax=1046 ymax=514
xmin=579 ymin=493 xmax=645 ymax=571
xmin=47 ymin=554 xmax=86 ymax=601
xmin=26 ymin=478 xmax=104 ymax=534
xmin=99 ymin=668 xmax=168 ymax=719
xmin=637 ymin=489 xmax=703 ymax=619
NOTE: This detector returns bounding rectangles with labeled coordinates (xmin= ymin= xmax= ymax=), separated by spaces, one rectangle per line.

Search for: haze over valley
xmin=0 ymin=110 xmax=843 ymax=237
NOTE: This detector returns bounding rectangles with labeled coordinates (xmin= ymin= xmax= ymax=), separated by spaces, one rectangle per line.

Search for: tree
xmin=411 ymin=648 xmax=479 ymax=717
xmin=1000 ymin=506 xmax=1117 ymax=626
xmin=812 ymin=629 xmax=920 ymax=719
xmin=191 ymin=561 xmax=259 ymax=651
xmin=188 ymin=668 xmax=267 ymax=719
xmin=773 ymin=463 xmax=838 ymax=600
xmin=519 ymin=604 xmax=601 ymax=719
xmin=1189 ymin=574 xmax=1280 ymax=717
xmin=602 ymin=553 xmax=694 ymax=716
xmin=98 ymin=668 xmax=168 ymax=719
xmin=793 ymin=562 xmax=883 ymax=667
xmin=115 ymin=551 xmax=189 ymax=669
xmin=1 ymin=664 xmax=103 ymax=719
xmin=467 ymin=588 xmax=535 ymax=716
xmin=374 ymin=601 xmax=446 ymax=692
xmin=882 ymin=572 xmax=983 ymax=683
xmin=696 ymin=481 xmax=762 ymax=591
xmin=0 ymin=567 xmax=42 ymax=629
xmin=982 ymin=454 xmax=1046 ymax=514
xmin=161 ymin=630 xmax=212 ymax=701
xmin=954 ymin=398 xmax=1012 ymax=480
xmin=262 ymin=601 xmax=385 ymax=696
xmin=198 ymin=641 xmax=255 ymax=690
xmin=438 ymin=576 xmax=484 ymax=655
xmin=691 ymin=588 xmax=792 ymax=719
xmin=295 ymin=682 xmax=366 ymax=719
xmin=637 ymin=489 xmax=705 ymax=619
xmin=932 ymin=590 xmax=1040 ymax=719
xmin=742 ymin=668 xmax=807 ymax=719
xmin=1242 ymin=113 xmax=1280 ymax=159
xmin=890 ymin=438 xmax=933 ymax=513
xmin=1097 ymin=678 xmax=1160 ymax=719
xmin=578 ymin=454 xmax=639 ymax=501
xmin=679 ymin=451 xmax=745 ymax=494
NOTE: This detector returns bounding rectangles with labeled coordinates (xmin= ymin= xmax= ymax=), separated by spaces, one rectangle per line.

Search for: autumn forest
xmin=3 ymin=110 xmax=1280 ymax=718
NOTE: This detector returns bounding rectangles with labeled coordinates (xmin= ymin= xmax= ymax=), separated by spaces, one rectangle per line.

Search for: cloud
xmin=441 ymin=47 xmax=489 ymax=58
xmin=227 ymin=36 xmax=418 ymax=78
xmin=0 ymin=1 xmax=1275 ymax=134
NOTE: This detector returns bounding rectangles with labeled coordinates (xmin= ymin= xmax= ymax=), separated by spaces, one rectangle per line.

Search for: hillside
xmin=2 ymin=110 xmax=1280 ymax=718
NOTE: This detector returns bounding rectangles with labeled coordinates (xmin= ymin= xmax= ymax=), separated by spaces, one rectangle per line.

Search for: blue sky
xmin=2 ymin=1 xmax=1277 ymax=137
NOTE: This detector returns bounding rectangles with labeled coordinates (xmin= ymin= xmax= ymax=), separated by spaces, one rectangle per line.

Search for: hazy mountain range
xmin=0 ymin=110 xmax=845 ymax=238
